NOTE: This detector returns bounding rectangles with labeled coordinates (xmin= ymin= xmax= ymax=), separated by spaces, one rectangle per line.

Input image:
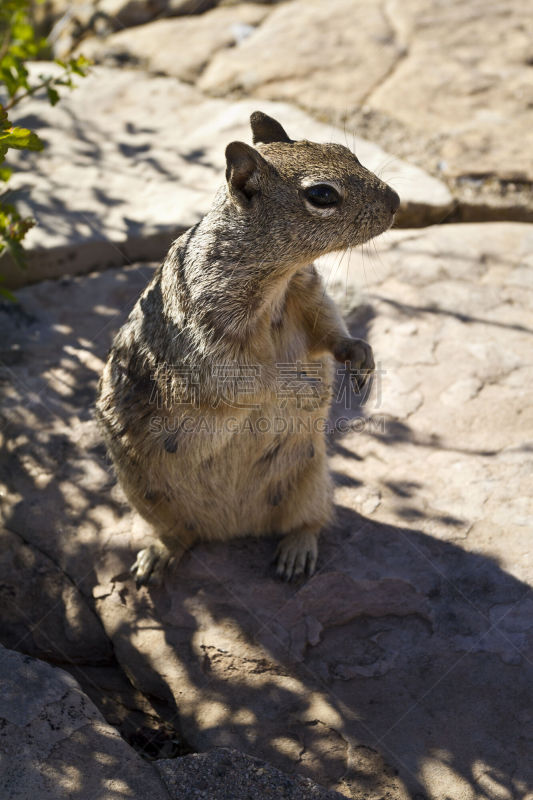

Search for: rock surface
xmin=4 ymin=65 xmax=452 ymax=288
xmin=79 ymin=3 xmax=269 ymax=81
xmin=199 ymin=0 xmax=403 ymax=112
xmin=0 ymin=644 xmax=341 ymax=798
xmin=1 ymin=222 xmax=531 ymax=798
xmin=157 ymin=748 xmax=347 ymax=799
xmin=368 ymin=0 xmax=533 ymax=181
xmin=319 ymin=223 xmax=533 ymax=543
xmin=43 ymin=0 xmax=220 ymax=59
xmin=0 ymin=644 xmax=169 ymax=799
xmin=365 ymin=0 xmax=533 ymax=222
xmin=196 ymin=0 xmax=533 ymax=220
xmin=0 ymin=526 xmax=112 ymax=664
xmin=24 ymin=0 xmax=533 ymax=234
xmin=3 ymin=2 xmax=531 ymax=796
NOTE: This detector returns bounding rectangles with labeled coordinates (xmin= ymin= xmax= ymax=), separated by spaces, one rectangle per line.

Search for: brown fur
xmin=95 ymin=112 xmax=399 ymax=586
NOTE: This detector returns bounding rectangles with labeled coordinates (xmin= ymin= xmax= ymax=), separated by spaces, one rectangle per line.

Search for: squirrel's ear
xmin=250 ymin=111 xmax=292 ymax=145
xmin=225 ymin=141 xmax=266 ymax=206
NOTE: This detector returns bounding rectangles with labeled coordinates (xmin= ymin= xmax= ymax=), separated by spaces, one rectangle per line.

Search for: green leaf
xmin=69 ymin=56 xmax=90 ymax=76
xmin=0 ymin=204 xmax=34 ymax=269
xmin=46 ymin=86 xmax=59 ymax=106
xmin=0 ymin=126 xmax=44 ymax=151
xmin=0 ymin=1 xmax=91 ymax=282
xmin=3 ymin=236 xmax=26 ymax=268
xmin=0 ymin=68 xmax=19 ymax=98
xmin=13 ymin=58 xmax=29 ymax=84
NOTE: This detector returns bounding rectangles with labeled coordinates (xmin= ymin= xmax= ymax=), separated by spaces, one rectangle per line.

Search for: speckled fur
xmin=95 ymin=112 xmax=399 ymax=585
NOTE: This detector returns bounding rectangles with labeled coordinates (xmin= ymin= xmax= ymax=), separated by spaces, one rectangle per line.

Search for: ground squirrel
xmin=96 ymin=112 xmax=399 ymax=587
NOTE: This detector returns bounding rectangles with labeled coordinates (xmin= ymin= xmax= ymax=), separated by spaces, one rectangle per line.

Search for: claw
xmin=351 ymin=367 xmax=374 ymax=393
xmin=130 ymin=544 xmax=169 ymax=589
xmin=275 ymin=529 xmax=318 ymax=582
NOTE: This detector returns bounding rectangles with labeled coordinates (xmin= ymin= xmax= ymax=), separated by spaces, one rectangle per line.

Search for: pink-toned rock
xmin=45 ymin=0 xmax=220 ymax=58
xmin=80 ymin=3 xmax=269 ymax=82
xmin=4 ymin=66 xmax=451 ymax=288
xmin=262 ymin=573 xmax=432 ymax=661
xmin=370 ymin=0 xmax=533 ymax=182
xmin=197 ymin=0 xmax=533 ymax=220
xmin=199 ymin=0 xmax=403 ymax=113
xmin=1 ymin=222 xmax=532 ymax=799
xmin=0 ymin=645 xmax=169 ymax=799
xmin=0 ymin=527 xmax=112 ymax=664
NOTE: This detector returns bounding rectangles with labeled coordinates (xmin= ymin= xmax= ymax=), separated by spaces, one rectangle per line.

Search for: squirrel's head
xmin=223 ymin=111 xmax=400 ymax=265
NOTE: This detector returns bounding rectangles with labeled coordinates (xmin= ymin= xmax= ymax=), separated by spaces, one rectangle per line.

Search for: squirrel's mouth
xmin=352 ymin=210 xmax=394 ymax=247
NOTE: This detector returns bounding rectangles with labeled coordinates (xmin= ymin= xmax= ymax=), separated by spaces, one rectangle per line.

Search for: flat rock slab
xmin=0 ymin=645 xmax=169 ymax=799
xmin=196 ymin=0 xmax=533 ymax=219
xmin=4 ymin=64 xmax=451 ymax=288
xmin=367 ymin=0 xmax=533 ymax=181
xmin=1 ymin=223 xmax=532 ymax=798
xmin=39 ymin=0 xmax=219 ymax=58
xmin=79 ymin=3 xmax=270 ymax=82
xmin=199 ymin=0 xmax=404 ymax=112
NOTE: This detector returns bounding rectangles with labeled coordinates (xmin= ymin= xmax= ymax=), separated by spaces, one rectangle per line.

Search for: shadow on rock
xmin=0 ymin=265 xmax=531 ymax=799
xmin=93 ymin=503 xmax=532 ymax=799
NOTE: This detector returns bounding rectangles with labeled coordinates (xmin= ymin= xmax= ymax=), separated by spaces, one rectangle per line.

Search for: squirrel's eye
xmin=304 ymin=183 xmax=341 ymax=207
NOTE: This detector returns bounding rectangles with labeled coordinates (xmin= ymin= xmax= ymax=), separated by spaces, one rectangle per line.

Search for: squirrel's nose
xmin=386 ymin=186 xmax=400 ymax=214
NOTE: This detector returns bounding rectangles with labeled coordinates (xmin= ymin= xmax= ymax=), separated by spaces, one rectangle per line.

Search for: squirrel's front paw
xmin=333 ymin=337 xmax=375 ymax=391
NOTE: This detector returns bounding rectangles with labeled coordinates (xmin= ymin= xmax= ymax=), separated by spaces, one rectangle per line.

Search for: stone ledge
xmin=3 ymin=65 xmax=453 ymax=289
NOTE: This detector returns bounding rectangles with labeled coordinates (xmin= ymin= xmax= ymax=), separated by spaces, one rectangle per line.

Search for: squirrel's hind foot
xmin=275 ymin=527 xmax=319 ymax=582
xmin=130 ymin=542 xmax=171 ymax=588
